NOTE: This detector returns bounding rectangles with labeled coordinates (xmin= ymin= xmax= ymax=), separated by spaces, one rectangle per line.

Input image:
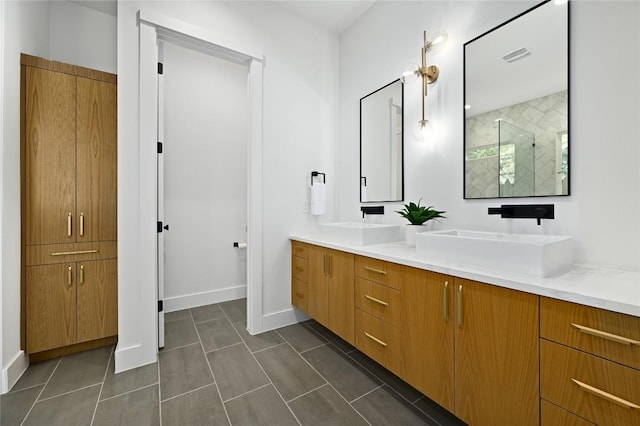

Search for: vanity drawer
xmin=291 ymin=241 xmax=308 ymax=259
xmin=291 ymin=255 xmax=308 ymax=282
xmin=541 ymin=339 xmax=640 ymax=426
xmin=292 ymin=278 xmax=308 ymax=313
xmin=355 ymin=277 xmax=400 ymax=327
xmin=541 ymin=400 xmax=594 ymax=426
xmin=540 ymin=297 xmax=640 ymax=370
xmin=355 ymin=256 xmax=401 ymax=289
xmin=355 ymin=309 xmax=402 ymax=375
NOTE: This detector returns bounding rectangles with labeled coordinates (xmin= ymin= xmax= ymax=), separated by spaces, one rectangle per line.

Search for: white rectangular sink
xmin=415 ymin=229 xmax=573 ymax=277
xmin=319 ymin=222 xmax=401 ymax=246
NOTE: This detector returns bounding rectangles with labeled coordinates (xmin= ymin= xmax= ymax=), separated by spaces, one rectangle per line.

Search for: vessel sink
xmin=415 ymin=229 xmax=573 ymax=277
xmin=319 ymin=222 xmax=401 ymax=246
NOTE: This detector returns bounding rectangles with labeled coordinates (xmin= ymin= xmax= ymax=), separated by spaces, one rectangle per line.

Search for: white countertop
xmin=290 ymin=234 xmax=640 ymax=318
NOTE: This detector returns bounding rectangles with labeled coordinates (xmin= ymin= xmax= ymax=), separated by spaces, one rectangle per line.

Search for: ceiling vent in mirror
xmin=502 ymin=47 xmax=531 ymax=62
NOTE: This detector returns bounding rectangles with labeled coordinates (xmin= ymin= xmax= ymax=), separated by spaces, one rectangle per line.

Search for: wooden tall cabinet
xmin=21 ymin=54 xmax=118 ymax=357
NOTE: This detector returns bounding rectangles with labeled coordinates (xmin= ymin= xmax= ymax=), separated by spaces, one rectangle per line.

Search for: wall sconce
xmin=401 ymin=30 xmax=447 ymax=142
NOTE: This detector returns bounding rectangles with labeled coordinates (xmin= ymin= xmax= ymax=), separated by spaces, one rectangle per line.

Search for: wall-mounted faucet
xmin=361 ymin=205 xmax=384 ymax=218
xmin=488 ymin=204 xmax=554 ymax=225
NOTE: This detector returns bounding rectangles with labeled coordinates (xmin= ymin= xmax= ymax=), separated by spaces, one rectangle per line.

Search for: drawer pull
xmin=365 ymin=295 xmax=389 ymax=306
xmin=571 ymin=323 xmax=640 ymax=346
xmin=363 ymin=266 xmax=386 ymax=275
xmin=51 ymin=249 xmax=100 ymax=256
xmin=364 ymin=332 xmax=387 ymax=347
xmin=572 ymin=378 xmax=640 ymax=409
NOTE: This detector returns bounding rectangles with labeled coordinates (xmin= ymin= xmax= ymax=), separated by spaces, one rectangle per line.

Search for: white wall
xmin=118 ymin=0 xmax=338 ymax=370
xmin=338 ymin=1 xmax=640 ymax=271
xmin=162 ymin=41 xmax=248 ymax=310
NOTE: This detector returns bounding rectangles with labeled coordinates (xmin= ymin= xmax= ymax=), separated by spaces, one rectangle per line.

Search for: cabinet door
xmin=76 ymin=77 xmax=117 ymax=242
xmin=24 ymin=67 xmax=76 ymax=245
xmin=26 ymin=263 xmax=76 ymax=353
xmin=77 ymin=259 xmax=118 ymax=342
xmin=328 ymin=249 xmax=355 ymax=345
xmin=400 ymin=268 xmax=454 ymax=412
xmin=307 ymin=245 xmax=329 ymax=327
xmin=454 ymin=278 xmax=539 ymax=426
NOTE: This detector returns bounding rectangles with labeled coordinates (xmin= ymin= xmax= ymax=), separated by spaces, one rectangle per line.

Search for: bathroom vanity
xmin=290 ymin=237 xmax=640 ymax=426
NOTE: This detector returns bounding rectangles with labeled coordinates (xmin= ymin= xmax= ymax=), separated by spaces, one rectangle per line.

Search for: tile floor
xmin=1 ymin=298 xmax=466 ymax=426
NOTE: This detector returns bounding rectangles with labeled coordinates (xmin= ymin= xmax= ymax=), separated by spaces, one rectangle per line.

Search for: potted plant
xmin=396 ymin=199 xmax=446 ymax=246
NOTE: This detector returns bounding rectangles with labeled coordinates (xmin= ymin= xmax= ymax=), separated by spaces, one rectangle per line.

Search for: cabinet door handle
xmin=79 ymin=265 xmax=84 ymax=285
xmin=323 ymin=253 xmax=327 ymax=276
xmin=571 ymin=378 xmax=640 ymax=409
xmin=571 ymin=323 xmax=640 ymax=346
xmin=67 ymin=213 xmax=72 ymax=236
xmin=457 ymin=284 xmax=463 ymax=328
xmin=363 ymin=266 xmax=386 ymax=275
xmin=80 ymin=213 xmax=85 ymax=236
xmin=443 ymin=281 xmax=449 ymax=322
xmin=364 ymin=332 xmax=387 ymax=347
xmin=365 ymin=295 xmax=389 ymax=306
xmin=328 ymin=254 xmax=332 ymax=277
xmin=67 ymin=266 xmax=73 ymax=287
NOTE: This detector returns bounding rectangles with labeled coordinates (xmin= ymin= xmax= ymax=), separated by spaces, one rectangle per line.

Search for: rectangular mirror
xmin=360 ymin=79 xmax=404 ymax=203
xmin=464 ymin=0 xmax=569 ymax=199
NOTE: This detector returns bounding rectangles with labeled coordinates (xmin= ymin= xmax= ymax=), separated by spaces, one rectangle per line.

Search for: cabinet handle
xmin=323 ymin=253 xmax=327 ymax=276
xmin=365 ymin=295 xmax=388 ymax=306
xmin=457 ymin=285 xmax=463 ymax=328
xmin=50 ymin=249 xmax=99 ymax=257
xmin=443 ymin=281 xmax=449 ymax=323
xmin=67 ymin=213 xmax=72 ymax=236
xmin=364 ymin=332 xmax=387 ymax=347
xmin=80 ymin=213 xmax=85 ymax=236
xmin=79 ymin=265 xmax=84 ymax=285
xmin=67 ymin=266 xmax=73 ymax=287
xmin=571 ymin=378 xmax=640 ymax=409
xmin=328 ymin=254 xmax=332 ymax=277
xmin=363 ymin=266 xmax=386 ymax=275
xmin=571 ymin=323 xmax=640 ymax=346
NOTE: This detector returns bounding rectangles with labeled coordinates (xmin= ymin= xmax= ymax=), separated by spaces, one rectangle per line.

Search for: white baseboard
xmin=2 ymin=351 xmax=28 ymax=394
xmin=259 ymin=307 xmax=309 ymax=334
xmin=164 ymin=285 xmax=246 ymax=312
xmin=114 ymin=343 xmax=156 ymax=374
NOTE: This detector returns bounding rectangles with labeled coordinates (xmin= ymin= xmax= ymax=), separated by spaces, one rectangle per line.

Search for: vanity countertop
xmin=290 ymin=234 xmax=640 ymax=318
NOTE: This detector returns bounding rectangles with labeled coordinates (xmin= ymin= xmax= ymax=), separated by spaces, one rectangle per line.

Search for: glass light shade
xmin=427 ymin=30 xmax=448 ymax=53
xmin=413 ymin=119 xmax=435 ymax=142
xmin=400 ymin=63 xmax=421 ymax=84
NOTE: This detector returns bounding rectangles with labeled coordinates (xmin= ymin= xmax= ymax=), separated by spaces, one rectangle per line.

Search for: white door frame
xmin=138 ymin=11 xmax=265 ymax=348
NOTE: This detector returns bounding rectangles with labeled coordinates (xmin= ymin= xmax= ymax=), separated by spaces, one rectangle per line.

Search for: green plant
xmin=396 ymin=199 xmax=446 ymax=225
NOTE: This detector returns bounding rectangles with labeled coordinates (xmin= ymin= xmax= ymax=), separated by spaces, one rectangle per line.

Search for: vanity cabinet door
xmin=306 ymin=244 xmax=329 ymax=327
xmin=454 ymin=278 xmax=539 ymax=426
xmin=327 ymin=249 xmax=355 ymax=345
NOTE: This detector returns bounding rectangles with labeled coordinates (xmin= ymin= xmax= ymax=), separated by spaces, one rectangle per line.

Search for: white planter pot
xmin=405 ymin=224 xmax=429 ymax=246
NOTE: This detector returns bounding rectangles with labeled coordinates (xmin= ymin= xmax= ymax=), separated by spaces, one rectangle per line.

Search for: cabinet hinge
xmin=157 ymin=142 xmax=163 ymax=154
xmin=158 ymin=62 xmax=164 ymax=74
xmin=157 ymin=221 xmax=163 ymax=233
xmin=158 ymin=300 xmax=164 ymax=312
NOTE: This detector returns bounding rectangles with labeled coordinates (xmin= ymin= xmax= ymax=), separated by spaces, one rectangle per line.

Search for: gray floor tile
xmin=24 ymin=384 xmax=100 ymax=426
xmin=190 ymin=304 xmax=226 ymax=323
xmin=276 ymin=323 xmax=326 ymax=353
xmin=196 ymin=317 xmax=242 ymax=352
xmin=0 ymin=385 xmax=43 ymax=426
xmin=305 ymin=321 xmax=355 ymax=353
xmin=219 ymin=298 xmax=246 ymax=323
xmin=100 ymin=357 xmax=158 ymax=400
xmin=302 ymin=344 xmax=381 ymax=402
xmin=161 ymin=384 xmax=228 ymax=426
xmin=415 ymin=396 xmax=468 ymax=426
xmin=288 ymin=384 xmax=368 ymax=426
xmin=234 ymin=321 xmax=284 ymax=352
xmin=348 ymin=350 xmax=423 ymax=403
xmin=40 ymin=346 xmax=111 ymax=399
xmin=163 ymin=318 xmax=199 ymax=350
xmin=164 ymin=309 xmax=192 ymax=323
xmin=10 ymin=358 xmax=59 ymax=392
xmin=352 ymin=385 xmax=437 ymax=426
xmin=159 ymin=344 xmax=214 ymax=400
xmin=93 ymin=385 xmax=160 ymax=426
xmin=225 ymin=385 xmax=297 ymax=426
xmin=207 ymin=344 xmax=269 ymax=401
xmin=254 ymin=344 xmax=325 ymax=401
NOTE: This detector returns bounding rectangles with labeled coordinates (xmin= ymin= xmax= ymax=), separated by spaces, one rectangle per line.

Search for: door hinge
xmin=157 ymin=221 xmax=163 ymax=233
xmin=158 ymin=300 xmax=164 ymax=312
xmin=157 ymin=142 xmax=163 ymax=154
xmin=158 ymin=62 xmax=164 ymax=74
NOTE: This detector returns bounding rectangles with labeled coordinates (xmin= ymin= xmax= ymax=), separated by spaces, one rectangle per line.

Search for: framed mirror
xmin=464 ymin=0 xmax=569 ymax=199
xmin=360 ymin=79 xmax=404 ymax=203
